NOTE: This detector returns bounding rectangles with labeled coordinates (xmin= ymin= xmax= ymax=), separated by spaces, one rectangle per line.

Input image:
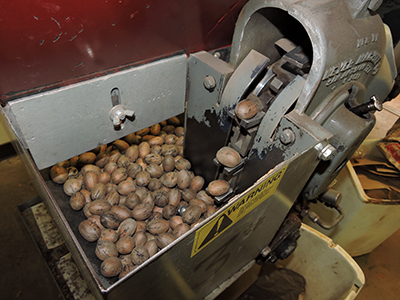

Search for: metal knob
xmin=109 ymin=104 xmax=134 ymax=126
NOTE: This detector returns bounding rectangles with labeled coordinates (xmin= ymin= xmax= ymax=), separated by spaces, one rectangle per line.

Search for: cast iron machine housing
xmin=0 ymin=0 xmax=397 ymax=299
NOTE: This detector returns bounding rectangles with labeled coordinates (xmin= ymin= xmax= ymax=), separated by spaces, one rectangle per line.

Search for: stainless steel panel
xmin=4 ymin=54 xmax=187 ymax=170
xmin=15 ymin=135 xmax=320 ymax=299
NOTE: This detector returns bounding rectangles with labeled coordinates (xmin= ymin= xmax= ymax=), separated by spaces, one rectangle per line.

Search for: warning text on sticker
xmin=227 ymin=170 xmax=284 ymax=219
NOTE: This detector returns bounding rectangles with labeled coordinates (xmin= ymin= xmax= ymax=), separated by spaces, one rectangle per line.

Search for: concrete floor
xmin=0 ymin=98 xmax=399 ymax=299
xmin=355 ymin=231 xmax=400 ymax=300
xmin=0 ymin=155 xmax=62 ymax=299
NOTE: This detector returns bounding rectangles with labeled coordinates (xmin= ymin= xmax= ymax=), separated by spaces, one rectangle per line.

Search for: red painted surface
xmin=0 ymin=0 xmax=246 ymax=104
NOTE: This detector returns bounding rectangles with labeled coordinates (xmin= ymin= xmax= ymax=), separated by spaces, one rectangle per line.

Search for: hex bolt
xmin=317 ymin=144 xmax=336 ymax=161
xmin=203 ymin=75 xmax=216 ymax=91
xmin=270 ymin=77 xmax=283 ymax=93
xmin=279 ymin=128 xmax=296 ymax=145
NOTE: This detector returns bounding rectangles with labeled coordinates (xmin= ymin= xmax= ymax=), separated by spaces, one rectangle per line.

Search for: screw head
xmin=213 ymin=52 xmax=221 ymax=59
xmin=203 ymin=75 xmax=216 ymax=91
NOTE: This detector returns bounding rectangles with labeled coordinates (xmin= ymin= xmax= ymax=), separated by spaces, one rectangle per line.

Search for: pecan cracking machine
xmin=0 ymin=0 xmax=398 ymax=299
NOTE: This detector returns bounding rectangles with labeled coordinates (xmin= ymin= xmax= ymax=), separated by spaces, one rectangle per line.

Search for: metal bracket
xmin=212 ymin=188 xmax=235 ymax=205
xmin=218 ymin=50 xmax=270 ymax=118
xmin=213 ymin=157 xmax=246 ymax=176
xmin=4 ymin=54 xmax=187 ymax=169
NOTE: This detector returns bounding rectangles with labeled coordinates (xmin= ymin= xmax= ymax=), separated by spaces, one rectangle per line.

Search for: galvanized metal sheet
xmin=5 ymin=54 xmax=187 ymax=169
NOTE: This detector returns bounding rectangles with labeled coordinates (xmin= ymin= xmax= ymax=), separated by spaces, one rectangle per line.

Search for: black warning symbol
xmin=198 ymin=214 xmax=233 ymax=249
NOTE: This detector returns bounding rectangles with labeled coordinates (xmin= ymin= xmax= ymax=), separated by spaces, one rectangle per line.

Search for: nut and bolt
xmin=203 ymin=75 xmax=216 ymax=91
xmin=316 ymin=143 xmax=336 ymax=161
xmin=279 ymin=128 xmax=296 ymax=145
xmin=260 ymin=246 xmax=272 ymax=257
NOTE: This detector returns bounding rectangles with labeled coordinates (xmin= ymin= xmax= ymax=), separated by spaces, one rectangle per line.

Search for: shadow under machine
xmin=0 ymin=0 xmax=398 ymax=299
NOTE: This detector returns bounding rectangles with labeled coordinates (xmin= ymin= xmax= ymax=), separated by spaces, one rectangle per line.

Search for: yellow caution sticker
xmin=191 ymin=165 xmax=288 ymax=257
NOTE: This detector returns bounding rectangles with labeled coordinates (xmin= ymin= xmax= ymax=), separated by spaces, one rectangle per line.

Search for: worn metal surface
xmin=18 ymin=196 xmax=82 ymax=300
xmin=185 ymin=50 xmax=269 ymax=183
xmin=302 ymin=107 xmax=376 ymax=200
xmin=14 ymin=140 xmax=105 ymax=300
xmin=251 ymin=75 xmax=306 ymax=158
xmin=58 ymin=253 xmax=95 ymax=300
xmin=229 ymin=0 xmax=396 ymax=117
xmin=236 ymin=111 xmax=333 ymax=194
xmin=186 ymin=51 xmax=235 ymax=124
xmin=19 ymin=197 xmax=95 ymax=300
xmin=227 ymin=0 xmax=395 ymax=200
xmin=217 ymin=50 xmax=270 ymax=127
xmin=3 ymin=54 xmax=187 ymax=170
xmin=31 ymin=202 xmax=64 ymax=250
xmin=185 ymin=51 xmax=234 ymax=183
xmin=0 ymin=0 xmax=247 ymax=103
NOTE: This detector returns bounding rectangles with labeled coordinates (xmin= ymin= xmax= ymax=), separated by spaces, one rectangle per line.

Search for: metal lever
xmin=306 ymin=189 xmax=345 ymax=230
xmin=350 ymin=95 xmax=382 ymax=116
xmin=306 ymin=206 xmax=344 ymax=230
